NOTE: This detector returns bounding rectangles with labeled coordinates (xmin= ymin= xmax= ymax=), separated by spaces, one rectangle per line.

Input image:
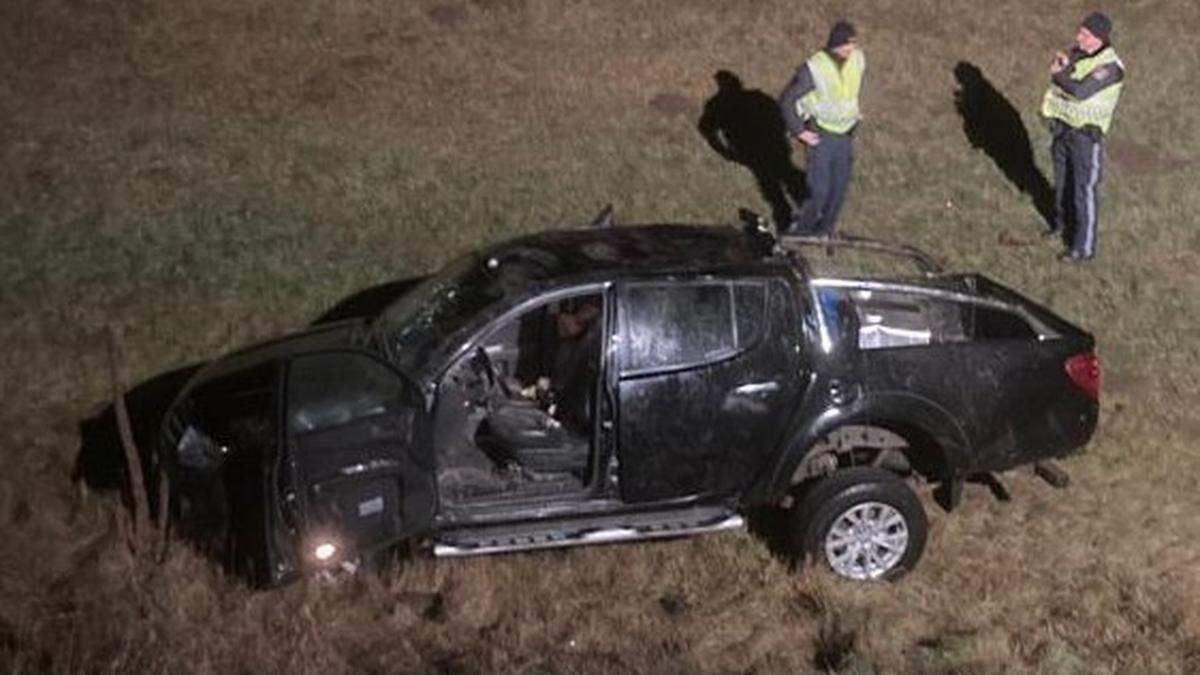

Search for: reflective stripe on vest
xmin=797 ymin=49 xmax=865 ymax=134
xmin=1040 ymin=47 xmax=1124 ymax=134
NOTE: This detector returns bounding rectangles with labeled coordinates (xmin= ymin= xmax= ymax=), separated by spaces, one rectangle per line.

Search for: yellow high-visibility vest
xmin=1041 ymin=47 xmax=1124 ymax=134
xmin=797 ymin=49 xmax=865 ymax=134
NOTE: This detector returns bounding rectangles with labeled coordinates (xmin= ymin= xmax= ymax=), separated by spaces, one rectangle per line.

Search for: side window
xmin=816 ymin=288 xmax=967 ymax=350
xmin=287 ymin=353 xmax=410 ymax=435
xmin=969 ymin=305 xmax=1038 ymax=340
xmin=621 ymin=281 xmax=765 ymax=374
xmin=172 ymin=363 xmax=279 ymax=469
xmin=817 ymin=287 xmax=1036 ymax=350
xmin=734 ymin=282 xmax=767 ymax=349
xmin=857 ymin=291 xmax=967 ymax=349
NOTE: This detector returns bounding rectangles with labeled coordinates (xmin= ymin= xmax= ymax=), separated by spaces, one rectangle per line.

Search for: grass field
xmin=2 ymin=0 xmax=1199 ymax=672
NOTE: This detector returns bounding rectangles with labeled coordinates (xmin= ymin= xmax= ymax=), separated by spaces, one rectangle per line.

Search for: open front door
xmin=280 ymin=351 xmax=433 ymax=572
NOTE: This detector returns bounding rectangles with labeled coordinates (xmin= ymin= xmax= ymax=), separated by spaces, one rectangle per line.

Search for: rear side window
xmin=621 ymin=281 xmax=765 ymax=374
xmin=969 ymin=305 xmax=1038 ymax=340
xmin=816 ymin=287 xmax=1036 ymax=350
xmin=851 ymin=290 xmax=967 ymax=349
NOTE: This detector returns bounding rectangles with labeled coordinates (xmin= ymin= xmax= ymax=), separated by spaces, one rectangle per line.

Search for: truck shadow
xmin=310 ymin=276 xmax=428 ymax=326
xmin=70 ymin=277 xmax=435 ymax=584
xmin=953 ymin=62 xmax=1055 ymax=229
xmin=698 ymin=70 xmax=806 ymax=229
xmin=746 ymin=505 xmax=798 ymax=566
xmin=74 ymin=363 xmax=205 ymax=507
xmin=74 ymin=276 xmax=427 ymax=518
xmin=746 ymin=473 xmax=1013 ymax=567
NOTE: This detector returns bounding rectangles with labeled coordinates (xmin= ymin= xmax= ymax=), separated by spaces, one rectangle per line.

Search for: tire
xmin=792 ymin=467 xmax=927 ymax=581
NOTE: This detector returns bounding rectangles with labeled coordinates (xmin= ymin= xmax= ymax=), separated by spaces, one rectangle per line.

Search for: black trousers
xmin=1051 ymin=125 xmax=1104 ymax=258
xmin=790 ymin=132 xmax=853 ymax=235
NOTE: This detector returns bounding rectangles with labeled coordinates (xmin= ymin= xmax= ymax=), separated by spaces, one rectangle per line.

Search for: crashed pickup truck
xmin=158 ymin=216 xmax=1099 ymax=585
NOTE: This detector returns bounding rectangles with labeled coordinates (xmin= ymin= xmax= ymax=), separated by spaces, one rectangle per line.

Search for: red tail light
xmin=1064 ymin=352 xmax=1101 ymax=400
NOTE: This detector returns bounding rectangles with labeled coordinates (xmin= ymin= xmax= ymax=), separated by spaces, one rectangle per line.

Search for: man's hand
xmin=797 ymin=129 xmax=820 ymax=146
xmin=1050 ymin=51 xmax=1068 ymax=75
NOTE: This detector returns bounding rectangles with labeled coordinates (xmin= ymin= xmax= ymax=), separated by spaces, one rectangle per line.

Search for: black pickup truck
xmin=158 ymin=217 xmax=1099 ymax=585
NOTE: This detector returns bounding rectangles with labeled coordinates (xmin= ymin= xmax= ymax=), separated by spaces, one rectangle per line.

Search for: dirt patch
xmin=25 ymin=169 xmax=54 ymax=191
xmin=997 ymin=230 xmax=1034 ymax=247
xmin=649 ymin=92 xmax=691 ymax=118
xmin=428 ymin=4 xmax=468 ymax=28
xmin=341 ymin=54 xmax=385 ymax=73
xmin=1175 ymin=413 xmax=1200 ymax=442
xmin=1108 ymin=140 xmax=1189 ymax=174
xmin=470 ymin=0 xmax=526 ymax=10
xmin=300 ymin=70 xmax=339 ymax=107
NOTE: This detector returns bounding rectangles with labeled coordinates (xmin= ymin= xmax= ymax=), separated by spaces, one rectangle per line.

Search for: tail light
xmin=1064 ymin=352 xmax=1100 ymax=400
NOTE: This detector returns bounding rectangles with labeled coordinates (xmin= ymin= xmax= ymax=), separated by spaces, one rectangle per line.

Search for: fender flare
xmin=763 ymin=391 xmax=973 ymax=505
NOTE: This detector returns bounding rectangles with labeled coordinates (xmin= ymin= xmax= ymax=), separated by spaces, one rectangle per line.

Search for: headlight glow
xmin=314 ymin=542 xmax=338 ymax=561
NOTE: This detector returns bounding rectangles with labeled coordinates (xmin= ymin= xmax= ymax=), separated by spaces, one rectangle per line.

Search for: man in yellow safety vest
xmin=779 ymin=20 xmax=864 ymax=236
xmin=1041 ymin=12 xmax=1126 ymax=262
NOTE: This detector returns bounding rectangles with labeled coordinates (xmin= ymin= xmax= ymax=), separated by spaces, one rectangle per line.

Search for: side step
xmin=433 ymin=506 xmax=744 ymax=558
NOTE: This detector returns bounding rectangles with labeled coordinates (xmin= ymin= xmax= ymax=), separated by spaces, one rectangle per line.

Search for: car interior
xmin=434 ymin=292 xmax=604 ymax=503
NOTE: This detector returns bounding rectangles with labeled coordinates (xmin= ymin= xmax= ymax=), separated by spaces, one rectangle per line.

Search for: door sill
xmin=432 ymin=504 xmax=743 ymax=557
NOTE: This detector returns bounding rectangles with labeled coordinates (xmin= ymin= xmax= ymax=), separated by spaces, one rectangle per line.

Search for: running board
xmin=433 ymin=507 xmax=744 ymax=558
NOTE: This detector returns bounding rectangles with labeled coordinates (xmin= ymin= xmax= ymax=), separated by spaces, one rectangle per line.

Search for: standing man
xmin=1041 ymin=12 xmax=1126 ymax=262
xmin=779 ymin=20 xmax=865 ymax=236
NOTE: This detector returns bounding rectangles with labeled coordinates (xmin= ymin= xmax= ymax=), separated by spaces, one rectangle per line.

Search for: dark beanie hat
xmin=1080 ymin=11 xmax=1112 ymax=42
xmin=825 ymin=20 xmax=857 ymax=51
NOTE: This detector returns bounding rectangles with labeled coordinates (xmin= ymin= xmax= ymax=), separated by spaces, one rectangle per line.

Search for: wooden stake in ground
xmin=107 ymin=326 xmax=151 ymax=549
xmin=157 ymin=464 xmax=171 ymax=560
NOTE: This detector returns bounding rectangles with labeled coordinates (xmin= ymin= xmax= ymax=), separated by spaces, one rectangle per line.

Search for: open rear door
xmin=281 ymin=351 xmax=433 ymax=572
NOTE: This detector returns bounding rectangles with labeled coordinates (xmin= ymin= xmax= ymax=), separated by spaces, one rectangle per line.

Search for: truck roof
xmin=477 ymin=224 xmax=780 ymax=284
xmin=483 ymin=224 xmax=949 ymax=289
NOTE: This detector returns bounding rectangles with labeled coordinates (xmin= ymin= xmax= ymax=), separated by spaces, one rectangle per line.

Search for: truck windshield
xmin=373 ymin=253 xmax=506 ymax=379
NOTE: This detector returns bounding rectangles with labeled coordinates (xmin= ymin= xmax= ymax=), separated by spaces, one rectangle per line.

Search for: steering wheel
xmin=471 ymin=346 xmax=514 ymax=400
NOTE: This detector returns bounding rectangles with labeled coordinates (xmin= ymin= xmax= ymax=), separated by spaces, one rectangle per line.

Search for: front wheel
xmin=792 ymin=467 xmax=928 ymax=581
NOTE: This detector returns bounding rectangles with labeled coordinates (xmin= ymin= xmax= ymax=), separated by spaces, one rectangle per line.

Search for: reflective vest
xmin=797 ymin=49 xmax=865 ymax=134
xmin=1041 ymin=46 xmax=1124 ymax=134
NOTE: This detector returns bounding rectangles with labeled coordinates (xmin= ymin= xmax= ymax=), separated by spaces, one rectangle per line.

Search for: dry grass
xmin=2 ymin=0 xmax=1198 ymax=672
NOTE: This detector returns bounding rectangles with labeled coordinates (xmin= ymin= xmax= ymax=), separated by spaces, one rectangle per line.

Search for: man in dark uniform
xmin=779 ymin=21 xmax=865 ymax=236
xmin=1041 ymin=12 xmax=1126 ymax=262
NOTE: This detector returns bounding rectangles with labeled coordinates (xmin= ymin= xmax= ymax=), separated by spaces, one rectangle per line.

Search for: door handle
xmin=733 ymin=381 xmax=780 ymax=396
xmin=600 ymin=383 xmax=616 ymax=432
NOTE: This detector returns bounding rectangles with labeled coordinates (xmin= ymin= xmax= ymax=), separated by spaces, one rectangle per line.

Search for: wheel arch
xmin=762 ymin=392 xmax=973 ymax=509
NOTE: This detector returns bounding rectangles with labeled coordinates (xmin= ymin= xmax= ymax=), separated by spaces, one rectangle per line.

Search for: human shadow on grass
xmin=699 ymin=70 xmax=806 ymax=229
xmin=954 ymin=62 xmax=1056 ymax=229
xmin=310 ymin=276 xmax=428 ymax=326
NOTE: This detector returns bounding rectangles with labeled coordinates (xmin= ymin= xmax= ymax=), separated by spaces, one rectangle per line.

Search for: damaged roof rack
xmin=733 ymin=208 xmax=942 ymax=277
xmin=777 ymin=233 xmax=944 ymax=277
